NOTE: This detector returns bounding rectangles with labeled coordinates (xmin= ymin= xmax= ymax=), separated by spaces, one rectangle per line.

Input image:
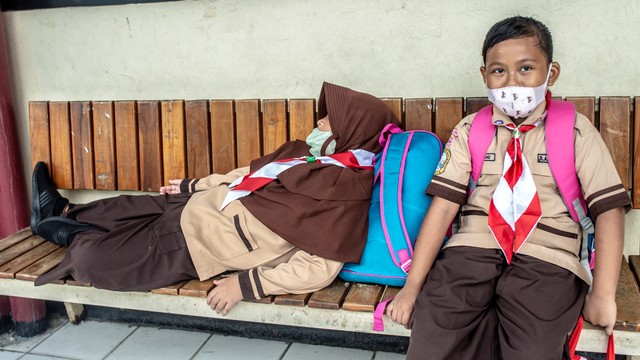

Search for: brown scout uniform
xmin=406 ymin=101 xmax=631 ymax=360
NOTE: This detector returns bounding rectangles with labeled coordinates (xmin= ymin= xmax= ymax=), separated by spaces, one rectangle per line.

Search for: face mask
xmin=487 ymin=65 xmax=552 ymax=119
xmin=306 ymin=128 xmax=336 ymax=157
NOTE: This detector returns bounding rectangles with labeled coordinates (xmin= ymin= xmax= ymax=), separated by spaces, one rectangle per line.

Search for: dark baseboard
xmin=1 ymin=0 xmax=177 ymax=11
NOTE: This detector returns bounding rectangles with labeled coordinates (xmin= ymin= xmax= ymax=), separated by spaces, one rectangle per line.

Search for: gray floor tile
xmin=0 ymin=314 xmax=67 ymax=353
xmin=30 ymin=320 xmax=136 ymax=360
xmin=282 ymin=343 xmax=373 ymax=360
xmin=193 ymin=334 xmax=288 ymax=360
xmin=0 ymin=350 xmax=22 ymax=360
xmin=20 ymin=354 xmax=73 ymax=360
xmin=374 ymin=351 xmax=405 ymax=360
xmin=105 ymin=327 xmax=209 ymax=360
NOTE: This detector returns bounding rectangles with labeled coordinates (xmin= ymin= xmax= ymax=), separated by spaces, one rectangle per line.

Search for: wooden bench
xmin=1 ymin=96 xmax=638 ymax=356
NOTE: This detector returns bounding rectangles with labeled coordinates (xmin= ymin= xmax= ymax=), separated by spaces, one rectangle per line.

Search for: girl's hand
xmin=159 ymin=179 xmax=182 ymax=194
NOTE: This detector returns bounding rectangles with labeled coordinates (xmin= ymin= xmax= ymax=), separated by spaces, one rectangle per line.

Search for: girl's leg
xmin=64 ymin=194 xmax=182 ymax=231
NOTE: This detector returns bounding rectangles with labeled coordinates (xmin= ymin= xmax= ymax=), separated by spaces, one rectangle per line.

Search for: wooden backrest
xmin=29 ymin=97 xmax=639 ymax=209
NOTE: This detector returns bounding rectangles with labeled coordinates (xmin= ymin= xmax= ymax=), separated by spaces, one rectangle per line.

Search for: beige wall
xmin=2 ymin=0 xmax=639 ymax=251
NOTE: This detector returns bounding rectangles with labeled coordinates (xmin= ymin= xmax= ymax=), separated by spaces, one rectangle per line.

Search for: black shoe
xmin=31 ymin=162 xmax=69 ymax=233
xmin=35 ymin=216 xmax=95 ymax=247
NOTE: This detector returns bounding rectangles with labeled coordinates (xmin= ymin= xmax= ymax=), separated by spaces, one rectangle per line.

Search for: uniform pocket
xmin=232 ymin=214 xmax=257 ymax=253
xmin=210 ymin=212 xmax=259 ymax=260
xmin=149 ymin=218 xmax=187 ymax=254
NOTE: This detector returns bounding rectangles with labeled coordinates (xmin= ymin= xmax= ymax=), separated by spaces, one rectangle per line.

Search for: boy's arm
xmin=582 ymin=206 xmax=625 ymax=336
xmin=387 ymin=196 xmax=460 ymax=326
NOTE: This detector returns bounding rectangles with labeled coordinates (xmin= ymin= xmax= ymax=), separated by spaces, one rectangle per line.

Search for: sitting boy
xmin=387 ymin=16 xmax=630 ymax=359
xmin=31 ymin=82 xmax=400 ymax=316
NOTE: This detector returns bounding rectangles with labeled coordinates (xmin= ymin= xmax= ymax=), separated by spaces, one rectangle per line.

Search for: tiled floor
xmin=0 ymin=316 xmax=405 ymax=360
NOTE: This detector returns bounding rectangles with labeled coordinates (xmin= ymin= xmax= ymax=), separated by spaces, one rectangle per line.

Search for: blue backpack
xmin=339 ymin=124 xmax=443 ymax=287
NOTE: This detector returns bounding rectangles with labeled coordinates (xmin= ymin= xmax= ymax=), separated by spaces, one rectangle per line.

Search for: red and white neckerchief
xmin=488 ymin=120 xmax=542 ymax=264
xmin=220 ymin=149 xmax=375 ymax=210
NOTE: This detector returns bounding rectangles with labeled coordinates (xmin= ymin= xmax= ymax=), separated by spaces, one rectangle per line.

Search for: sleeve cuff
xmin=237 ymin=269 xmax=267 ymax=300
xmin=179 ymin=178 xmax=200 ymax=193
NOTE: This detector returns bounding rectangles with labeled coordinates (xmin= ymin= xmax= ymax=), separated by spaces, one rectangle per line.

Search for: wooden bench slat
xmin=15 ymin=247 xmax=66 ymax=282
xmin=161 ymin=100 xmax=187 ymax=184
xmin=599 ymin=97 xmax=631 ymax=191
xmin=307 ymin=279 xmax=351 ymax=310
xmin=178 ymin=279 xmax=214 ymax=298
xmin=210 ymin=100 xmax=236 ymax=174
xmin=615 ymin=257 xmax=640 ymax=331
xmin=342 ymin=283 xmax=385 ymax=312
xmin=70 ymin=101 xmax=95 ymax=190
xmin=137 ymin=101 xmax=163 ymax=192
xmin=405 ymin=98 xmax=432 ymax=132
xmin=0 ymin=242 xmax=59 ymax=279
xmin=434 ymin=98 xmax=463 ymax=144
xmin=92 ymin=101 xmax=117 ymax=190
xmin=65 ymin=279 xmax=92 ymax=287
xmin=634 ymin=97 xmax=640 ymax=209
xmin=380 ymin=285 xmax=402 ymax=301
xmin=152 ymin=280 xmax=187 ymax=295
xmin=0 ymin=228 xmax=33 ymax=252
xmin=29 ymin=101 xmax=51 ymax=170
xmin=629 ymin=255 xmax=640 ymax=293
xmin=185 ymin=100 xmax=211 ymax=179
xmin=244 ymin=295 xmax=274 ymax=304
xmin=465 ymin=97 xmax=491 ymax=117
xmin=114 ymin=101 xmax=139 ymax=190
xmin=289 ymin=99 xmax=315 ymax=142
xmin=0 ymin=235 xmax=45 ymax=266
xmin=566 ymin=97 xmax=596 ymax=125
xmin=49 ymin=101 xmax=73 ymax=189
xmin=262 ymin=100 xmax=288 ymax=156
xmin=273 ymin=292 xmax=312 ymax=307
xmin=382 ymin=98 xmax=402 ymax=125
xmin=235 ymin=100 xmax=262 ymax=167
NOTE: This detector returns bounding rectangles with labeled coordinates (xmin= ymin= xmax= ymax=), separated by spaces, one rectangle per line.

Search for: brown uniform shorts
xmin=407 ymin=246 xmax=588 ymax=360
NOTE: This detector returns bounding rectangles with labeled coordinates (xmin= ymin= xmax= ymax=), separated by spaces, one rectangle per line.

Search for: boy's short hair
xmin=482 ymin=16 xmax=553 ymax=64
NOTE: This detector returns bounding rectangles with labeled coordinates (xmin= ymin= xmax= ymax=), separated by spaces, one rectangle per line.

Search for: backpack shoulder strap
xmin=468 ymin=105 xmax=495 ymax=191
xmin=379 ymin=131 xmax=414 ymax=273
xmin=545 ymin=100 xmax=593 ymax=233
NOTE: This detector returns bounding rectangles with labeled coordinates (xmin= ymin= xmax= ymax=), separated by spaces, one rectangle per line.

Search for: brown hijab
xmin=240 ymin=82 xmax=400 ymax=263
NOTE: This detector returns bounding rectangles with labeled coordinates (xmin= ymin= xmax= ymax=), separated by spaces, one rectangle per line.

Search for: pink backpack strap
xmin=372 ymin=295 xmax=396 ymax=331
xmin=468 ymin=106 xmax=495 ymax=191
xmin=545 ymin=100 xmax=591 ymax=231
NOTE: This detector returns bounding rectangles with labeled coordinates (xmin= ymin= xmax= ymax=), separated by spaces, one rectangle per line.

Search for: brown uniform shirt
xmin=427 ymin=102 xmax=631 ymax=284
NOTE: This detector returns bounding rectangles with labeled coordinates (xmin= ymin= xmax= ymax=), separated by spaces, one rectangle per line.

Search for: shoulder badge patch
xmin=434 ymin=148 xmax=451 ymax=175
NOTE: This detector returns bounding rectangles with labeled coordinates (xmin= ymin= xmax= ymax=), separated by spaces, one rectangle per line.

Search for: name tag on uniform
xmin=538 ymin=154 xmax=548 ymax=163
xmin=484 ymin=153 xmax=496 ymax=161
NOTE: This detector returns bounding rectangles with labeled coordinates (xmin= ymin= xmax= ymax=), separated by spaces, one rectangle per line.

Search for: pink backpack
xmin=468 ymin=100 xmax=595 ymax=275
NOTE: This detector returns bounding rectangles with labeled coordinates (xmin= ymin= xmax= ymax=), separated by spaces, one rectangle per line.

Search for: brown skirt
xmin=407 ymin=246 xmax=588 ymax=360
xmin=35 ymin=193 xmax=198 ymax=291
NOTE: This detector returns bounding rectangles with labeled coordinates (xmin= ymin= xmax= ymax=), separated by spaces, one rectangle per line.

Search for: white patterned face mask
xmin=305 ymin=128 xmax=336 ymax=157
xmin=487 ymin=65 xmax=552 ymax=119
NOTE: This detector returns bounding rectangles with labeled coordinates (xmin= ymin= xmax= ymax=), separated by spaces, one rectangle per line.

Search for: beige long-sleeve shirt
xmin=179 ymin=167 xmax=342 ymax=300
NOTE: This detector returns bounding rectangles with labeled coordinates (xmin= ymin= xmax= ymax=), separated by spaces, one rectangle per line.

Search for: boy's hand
xmin=159 ymin=179 xmax=182 ymax=194
xmin=206 ymin=275 xmax=243 ymax=316
xmin=386 ymin=286 xmax=420 ymax=328
xmin=582 ymin=291 xmax=617 ymax=336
